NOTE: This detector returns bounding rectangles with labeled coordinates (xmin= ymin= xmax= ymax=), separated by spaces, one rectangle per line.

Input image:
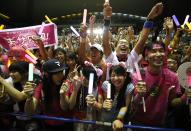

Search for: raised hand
xmin=72 ymin=66 xmax=82 ymax=91
xmin=103 ymin=1 xmax=112 ymax=20
xmin=136 ymin=81 xmax=147 ymax=96
xmin=30 ymin=35 xmax=44 ymax=47
xmin=89 ymin=15 xmax=96 ymax=25
xmin=163 ymin=17 xmax=174 ymax=31
xmin=147 ymin=2 xmax=164 ymax=20
xmin=60 ymin=82 xmax=69 ymax=94
xmin=23 ymin=81 xmax=36 ymax=98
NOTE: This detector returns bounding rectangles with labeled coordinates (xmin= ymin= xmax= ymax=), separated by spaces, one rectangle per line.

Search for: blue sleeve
xmin=101 ymin=81 xmax=109 ymax=92
xmin=125 ymin=83 xmax=134 ymax=96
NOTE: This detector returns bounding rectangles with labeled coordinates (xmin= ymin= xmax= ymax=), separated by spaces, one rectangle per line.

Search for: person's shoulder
xmin=163 ymin=68 xmax=176 ymax=76
xmin=163 ymin=68 xmax=178 ymax=80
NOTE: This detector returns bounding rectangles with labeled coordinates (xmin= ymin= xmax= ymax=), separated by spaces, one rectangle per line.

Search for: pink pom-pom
xmin=119 ymin=62 xmax=126 ymax=68
xmin=96 ymin=68 xmax=103 ymax=77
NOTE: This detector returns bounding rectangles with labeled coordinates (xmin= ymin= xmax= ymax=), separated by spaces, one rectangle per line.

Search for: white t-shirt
xmin=105 ymin=49 xmax=139 ymax=73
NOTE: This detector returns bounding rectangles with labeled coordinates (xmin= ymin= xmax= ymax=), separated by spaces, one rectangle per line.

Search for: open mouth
xmin=154 ymin=58 xmax=163 ymax=65
xmin=120 ymin=48 xmax=127 ymax=54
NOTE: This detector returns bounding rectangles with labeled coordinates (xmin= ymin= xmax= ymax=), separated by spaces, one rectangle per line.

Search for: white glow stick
xmin=70 ymin=26 xmax=80 ymax=37
xmin=183 ymin=15 xmax=190 ymax=26
xmin=107 ymin=82 xmax=111 ymax=99
xmin=134 ymin=62 xmax=146 ymax=112
xmin=82 ymin=9 xmax=87 ymax=25
xmin=134 ymin=62 xmax=142 ymax=81
xmin=38 ymin=22 xmax=45 ymax=35
xmin=28 ymin=63 xmax=34 ymax=81
xmin=88 ymin=73 xmax=94 ymax=94
xmin=142 ymin=97 xmax=146 ymax=112
xmin=105 ymin=0 xmax=109 ymax=3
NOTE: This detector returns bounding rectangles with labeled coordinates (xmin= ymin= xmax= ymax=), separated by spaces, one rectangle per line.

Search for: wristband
xmin=118 ymin=111 xmax=126 ymax=117
xmin=116 ymin=111 xmax=126 ymax=121
xmin=103 ymin=19 xmax=111 ymax=27
xmin=143 ymin=20 xmax=154 ymax=29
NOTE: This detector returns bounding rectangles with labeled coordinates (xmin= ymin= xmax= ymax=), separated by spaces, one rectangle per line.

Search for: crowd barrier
xmin=0 ymin=112 xmax=186 ymax=131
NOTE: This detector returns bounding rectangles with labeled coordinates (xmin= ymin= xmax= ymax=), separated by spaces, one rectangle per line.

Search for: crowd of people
xmin=0 ymin=1 xmax=191 ymax=131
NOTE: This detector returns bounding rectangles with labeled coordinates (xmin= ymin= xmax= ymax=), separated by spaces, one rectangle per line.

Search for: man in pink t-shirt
xmin=131 ymin=41 xmax=182 ymax=127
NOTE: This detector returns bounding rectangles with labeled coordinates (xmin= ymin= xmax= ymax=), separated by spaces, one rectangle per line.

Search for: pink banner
xmin=0 ymin=23 xmax=58 ymax=50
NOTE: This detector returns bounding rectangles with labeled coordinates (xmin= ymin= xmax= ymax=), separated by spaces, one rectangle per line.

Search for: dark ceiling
xmin=0 ymin=0 xmax=191 ymax=28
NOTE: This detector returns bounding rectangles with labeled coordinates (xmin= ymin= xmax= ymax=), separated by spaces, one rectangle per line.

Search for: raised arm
xmin=134 ymin=2 xmax=164 ymax=54
xmin=78 ymin=24 xmax=89 ymax=64
xmin=163 ymin=17 xmax=174 ymax=48
xmin=31 ymin=36 xmax=48 ymax=60
xmin=0 ymin=76 xmax=27 ymax=102
xmin=89 ymin=15 xmax=96 ymax=44
xmin=102 ymin=1 xmax=112 ymax=57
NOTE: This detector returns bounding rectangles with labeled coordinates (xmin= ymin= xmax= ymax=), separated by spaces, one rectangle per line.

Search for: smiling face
xmin=90 ymin=48 xmax=102 ymax=64
xmin=109 ymin=65 xmax=127 ymax=91
xmin=116 ymin=40 xmax=129 ymax=60
xmin=55 ymin=51 xmax=66 ymax=64
xmin=167 ymin=58 xmax=178 ymax=72
xmin=110 ymin=71 xmax=126 ymax=91
xmin=147 ymin=43 xmax=165 ymax=68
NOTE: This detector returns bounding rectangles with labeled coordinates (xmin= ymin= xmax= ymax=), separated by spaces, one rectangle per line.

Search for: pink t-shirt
xmin=35 ymin=81 xmax=73 ymax=126
xmin=131 ymin=67 xmax=182 ymax=126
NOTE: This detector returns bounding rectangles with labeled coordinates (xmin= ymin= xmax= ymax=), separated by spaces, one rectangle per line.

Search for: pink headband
xmin=106 ymin=62 xmax=126 ymax=80
xmin=84 ymin=61 xmax=103 ymax=77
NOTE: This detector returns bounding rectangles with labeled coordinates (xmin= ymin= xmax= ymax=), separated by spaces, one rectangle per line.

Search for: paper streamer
xmin=134 ymin=62 xmax=146 ymax=112
xmin=25 ymin=54 xmax=37 ymax=64
xmin=7 ymin=59 xmax=11 ymax=67
xmin=82 ymin=9 xmax=87 ymax=25
xmin=25 ymin=50 xmax=38 ymax=61
xmin=28 ymin=63 xmax=34 ymax=81
xmin=38 ymin=22 xmax=45 ymax=35
xmin=0 ymin=13 xmax=10 ymax=19
xmin=0 ymin=25 xmax=5 ymax=30
xmin=107 ymin=82 xmax=111 ymax=99
xmin=186 ymin=22 xmax=191 ymax=30
xmin=88 ymin=73 xmax=94 ymax=94
xmin=172 ymin=15 xmax=180 ymax=27
xmin=45 ymin=15 xmax=52 ymax=23
xmin=70 ymin=26 xmax=80 ymax=37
